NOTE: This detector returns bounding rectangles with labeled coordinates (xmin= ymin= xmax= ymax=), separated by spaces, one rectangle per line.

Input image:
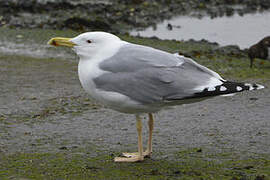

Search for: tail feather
xmin=194 ymin=81 xmax=264 ymax=98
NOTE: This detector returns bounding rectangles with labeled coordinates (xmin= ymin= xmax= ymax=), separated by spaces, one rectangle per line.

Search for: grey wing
xmin=94 ymin=43 xmax=223 ymax=104
xmin=99 ymin=43 xmax=184 ymax=72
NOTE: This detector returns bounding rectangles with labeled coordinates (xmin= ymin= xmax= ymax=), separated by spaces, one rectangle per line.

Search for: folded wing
xmin=94 ymin=43 xmax=260 ymax=105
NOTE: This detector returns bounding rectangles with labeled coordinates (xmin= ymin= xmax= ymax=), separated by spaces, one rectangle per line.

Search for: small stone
xmin=16 ymin=34 xmax=23 ymax=39
xmin=59 ymin=146 xmax=68 ymax=150
xmin=196 ymin=148 xmax=202 ymax=152
xmin=150 ymin=169 xmax=159 ymax=175
xmin=24 ymin=132 xmax=31 ymax=135
xmin=255 ymin=175 xmax=266 ymax=180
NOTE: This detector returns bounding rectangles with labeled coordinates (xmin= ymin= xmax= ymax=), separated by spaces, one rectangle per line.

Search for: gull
xmin=48 ymin=32 xmax=264 ymax=162
xmin=248 ymin=36 xmax=270 ymax=68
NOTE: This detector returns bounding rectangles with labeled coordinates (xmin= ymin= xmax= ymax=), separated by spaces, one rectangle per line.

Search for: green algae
xmin=0 ymin=150 xmax=269 ymax=180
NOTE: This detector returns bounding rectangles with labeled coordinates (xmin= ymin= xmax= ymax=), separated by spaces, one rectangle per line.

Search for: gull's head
xmin=48 ymin=32 xmax=121 ymax=60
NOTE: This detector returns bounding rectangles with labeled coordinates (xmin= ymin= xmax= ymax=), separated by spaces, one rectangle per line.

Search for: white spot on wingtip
xmin=244 ymin=83 xmax=254 ymax=90
xmin=193 ymin=77 xmax=222 ymax=91
xmin=208 ymin=87 xmax=216 ymax=91
xmin=220 ymin=86 xmax=227 ymax=91
xmin=256 ymin=84 xmax=264 ymax=90
xmin=236 ymin=86 xmax=242 ymax=91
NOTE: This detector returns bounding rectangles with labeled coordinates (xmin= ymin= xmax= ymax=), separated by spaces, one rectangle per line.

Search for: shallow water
xmin=131 ymin=11 xmax=270 ymax=49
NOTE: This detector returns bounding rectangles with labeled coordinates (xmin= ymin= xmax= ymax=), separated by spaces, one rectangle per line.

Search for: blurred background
xmin=0 ymin=1 xmax=270 ymax=179
xmin=1 ymin=0 xmax=270 ymax=48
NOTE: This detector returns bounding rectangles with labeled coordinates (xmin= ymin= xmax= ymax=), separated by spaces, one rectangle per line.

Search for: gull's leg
xmin=114 ymin=115 xmax=144 ymax=162
xmin=122 ymin=113 xmax=154 ymax=158
xmin=145 ymin=113 xmax=154 ymax=157
xmin=137 ymin=115 xmax=144 ymax=160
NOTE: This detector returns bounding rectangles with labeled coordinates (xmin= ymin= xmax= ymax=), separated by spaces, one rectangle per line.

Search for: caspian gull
xmin=48 ymin=32 xmax=264 ymax=162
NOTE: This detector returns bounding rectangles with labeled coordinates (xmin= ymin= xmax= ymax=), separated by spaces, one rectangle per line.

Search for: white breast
xmin=78 ymin=59 xmax=151 ymax=113
xmin=78 ymin=59 xmax=101 ymax=97
xmin=77 ymin=41 xmax=142 ymax=111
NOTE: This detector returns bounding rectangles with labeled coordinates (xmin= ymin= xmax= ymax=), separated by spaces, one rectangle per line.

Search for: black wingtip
xmin=194 ymin=81 xmax=264 ymax=98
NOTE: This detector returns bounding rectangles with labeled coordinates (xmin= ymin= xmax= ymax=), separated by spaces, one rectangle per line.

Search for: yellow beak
xmin=47 ymin=37 xmax=76 ymax=47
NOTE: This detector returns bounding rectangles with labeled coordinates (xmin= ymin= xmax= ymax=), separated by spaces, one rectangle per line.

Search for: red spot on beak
xmin=52 ymin=40 xmax=58 ymax=46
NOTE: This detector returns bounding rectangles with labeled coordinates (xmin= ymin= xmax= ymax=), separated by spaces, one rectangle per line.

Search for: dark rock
xmin=225 ymin=7 xmax=234 ymax=16
xmin=1 ymin=0 xmax=270 ymax=33
xmin=255 ymin=175 xmax=266 ymax=180
xmin=243 ymin=165 xmax=253 ymax=169
xmin=167 ymin=23 xmax=173 ymax=30
xmin=150 ymin=169 xmax=160 ymax=175
xmin=215 ymin=45 xmax=245 ymax=57
xmin=59 ymin=146 xmax=68 ymax=150
xmin=85 ymin=165 xmax=100 ymax=171
xmin=63 ymin=17 xmax=113 ymax=32
xmin=173 ymin=170 xmax=181 ymax=175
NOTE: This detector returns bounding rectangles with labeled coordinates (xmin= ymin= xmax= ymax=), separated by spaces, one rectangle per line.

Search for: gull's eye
xmin=87 ymin=40 xmax=91 ymax=43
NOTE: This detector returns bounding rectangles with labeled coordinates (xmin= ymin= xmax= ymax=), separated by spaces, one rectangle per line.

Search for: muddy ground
xmin=1 ymin=53 xmax=269 ymax=155
xmin=0 ymin=28 xmax=270 ymax=179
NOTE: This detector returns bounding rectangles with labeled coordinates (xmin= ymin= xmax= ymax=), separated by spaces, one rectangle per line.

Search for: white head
xmin=48 ymin=32 xmax=122 ymax=60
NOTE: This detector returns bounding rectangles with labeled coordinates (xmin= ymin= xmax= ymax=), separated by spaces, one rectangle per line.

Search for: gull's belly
xmin=80 ymin=77 xmax=159 ymax=113
xmin=80 ymin=78 xmax=159 ymax=113
xmin=78 ymin=60 xmax=158 ymax=113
